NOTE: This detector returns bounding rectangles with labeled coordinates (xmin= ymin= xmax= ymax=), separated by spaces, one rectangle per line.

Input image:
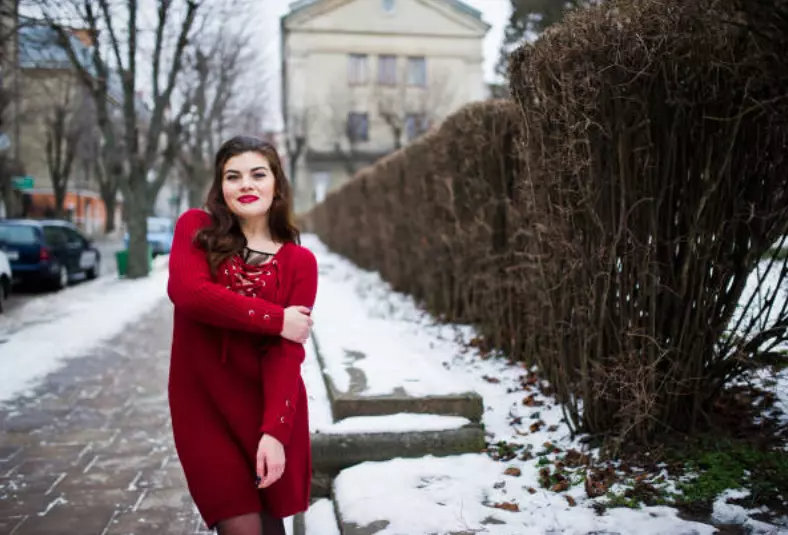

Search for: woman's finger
xmin=256 ymin=449 xmax=266 ymax=488
xmin=261 ymin=466 xmax=284 ymax=488
xmin=261 ymin=456 xmax=286 ymax=488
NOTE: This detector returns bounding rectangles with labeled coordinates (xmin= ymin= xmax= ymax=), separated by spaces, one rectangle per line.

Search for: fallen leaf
xmin=563 ymin=449 xmax=591 ymax=467
xmin=504 ymin=467 xmax=521 ymax=477
xmin=565 ymin=495 xmax=577 ymax=507
xmin=527 ymin=487 xmax=537 ymax=494
xmin=482 ymin=375 xmax=501 ymax=384
xmin=522 ymin=394 xmax=544 ymax=407
xmin=530 ymin=420 xmax=545 ymax=433
xmin=492 ymin=501 xmax=520 ymax=512
xmin=552 ymin=480 xmax=570 ymax=492
xmin=584 ymin=475 xmax=607 ymax=498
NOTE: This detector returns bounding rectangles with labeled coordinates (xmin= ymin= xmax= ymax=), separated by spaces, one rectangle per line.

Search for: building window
xmin=347 ymin=112 xmax=369 ymax=142
xmin=406 ymin=56 xmax=426 ymax=86
xmin=377 ymin=55 xmax=397 ymax=86
xmin=382 ymin=0 xmax=395 ymax=12
xmin=405 ymin=113 xmax=428 ymax=141
xmin=348 ymin=54 xmax=368 ymax=85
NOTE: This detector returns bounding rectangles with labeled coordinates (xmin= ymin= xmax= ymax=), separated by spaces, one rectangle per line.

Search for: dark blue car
xmin=0 ymin=219 xmax=101 ymax=291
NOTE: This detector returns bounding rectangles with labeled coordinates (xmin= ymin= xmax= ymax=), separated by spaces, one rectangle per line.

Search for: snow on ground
xmin=303 ymin=320 xmax=471 ymax=435
xmin=304 ymin=499 xmax=341 ymax=535
xmin=334 ymin=455 xmax=712 ymax=535
xmin=309 ymin=244 xmax=477 ymax=398
xmin=301 ymin=234 xmax=788 ymax=535
xmin=0 ymin=256 xmax=170 ymax=405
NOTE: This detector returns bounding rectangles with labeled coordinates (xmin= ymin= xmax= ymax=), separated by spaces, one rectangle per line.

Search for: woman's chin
xmin=232 ymin=202 xmax=270 ymax=219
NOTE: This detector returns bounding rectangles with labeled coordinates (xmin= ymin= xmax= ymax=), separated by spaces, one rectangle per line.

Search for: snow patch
xmin=0 ymin=257 xmax=170 ymax=405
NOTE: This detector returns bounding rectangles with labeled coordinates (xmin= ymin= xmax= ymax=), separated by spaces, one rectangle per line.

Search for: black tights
xmin=215 ymin=511 xmax=286 ymax=535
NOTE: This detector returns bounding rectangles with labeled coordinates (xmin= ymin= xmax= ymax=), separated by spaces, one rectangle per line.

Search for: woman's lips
xmin=237 ymin=195 xmax=259 ymax=204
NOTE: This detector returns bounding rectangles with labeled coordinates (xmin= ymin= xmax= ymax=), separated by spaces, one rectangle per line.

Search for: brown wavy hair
xmin=194 ymin=135 xmax=300 ymax=275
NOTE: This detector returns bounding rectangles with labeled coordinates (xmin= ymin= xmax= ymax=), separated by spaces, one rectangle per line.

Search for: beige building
xmin=281 ymin=0 xmax=490 ymax=213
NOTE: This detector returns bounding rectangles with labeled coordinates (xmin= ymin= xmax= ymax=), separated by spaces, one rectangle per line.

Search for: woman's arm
xmin=259 ymin=247 xmax=318 ymax=447
xmin=167 ymin=209 xmax=285 ymax=335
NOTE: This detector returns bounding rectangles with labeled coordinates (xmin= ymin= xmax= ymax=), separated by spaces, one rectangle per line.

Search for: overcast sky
xmin=256 ymin=0 xmax=512 ymax=128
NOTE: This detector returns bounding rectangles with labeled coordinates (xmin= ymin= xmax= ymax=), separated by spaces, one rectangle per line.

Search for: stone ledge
xmin=310 ymin=424 xmax=486 ymax=475
xmin=312 ymin=333 xmax=485 ymax=423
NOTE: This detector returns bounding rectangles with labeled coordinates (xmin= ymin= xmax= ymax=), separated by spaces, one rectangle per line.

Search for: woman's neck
xmin=239 ymin=216 xmax=273 ymax=243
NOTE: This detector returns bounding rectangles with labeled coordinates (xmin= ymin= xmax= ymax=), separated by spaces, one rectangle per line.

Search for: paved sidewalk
xmin=0 ymin=301 xmax=210 ymax=535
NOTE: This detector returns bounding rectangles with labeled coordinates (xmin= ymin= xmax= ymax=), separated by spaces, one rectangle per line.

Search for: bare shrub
xmin=509 ymin=0 xmax=788 ymax=444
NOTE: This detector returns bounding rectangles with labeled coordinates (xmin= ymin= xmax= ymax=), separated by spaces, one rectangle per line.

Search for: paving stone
xmin=0 ymin=303 xmax=211 ymax=533
xmin=11 ymin=504 xmax=116 ymax=535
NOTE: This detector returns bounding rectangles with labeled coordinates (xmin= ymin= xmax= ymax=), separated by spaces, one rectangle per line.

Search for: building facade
xmin=281 ymin=0 xmax=489 ymax=213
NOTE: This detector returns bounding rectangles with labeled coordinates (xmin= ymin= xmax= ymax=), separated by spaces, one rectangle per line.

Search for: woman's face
xmin=221 ymin=151 xmax=276 ymax=221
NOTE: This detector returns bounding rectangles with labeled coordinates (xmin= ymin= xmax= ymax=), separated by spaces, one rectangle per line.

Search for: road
xmin=3 ymin=239 xmax=125 ymax=314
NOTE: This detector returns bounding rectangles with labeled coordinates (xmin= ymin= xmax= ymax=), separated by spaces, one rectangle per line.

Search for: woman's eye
xmin=253 ymin=173 xmax=266 ymax=179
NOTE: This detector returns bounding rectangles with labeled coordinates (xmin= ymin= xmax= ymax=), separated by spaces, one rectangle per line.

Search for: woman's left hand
xmin=256 ymin=434 xmax=286 ymax=488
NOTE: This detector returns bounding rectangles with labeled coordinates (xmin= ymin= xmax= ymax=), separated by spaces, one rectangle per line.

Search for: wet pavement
xmin=0 ymin=301 xmax=211 ymax=535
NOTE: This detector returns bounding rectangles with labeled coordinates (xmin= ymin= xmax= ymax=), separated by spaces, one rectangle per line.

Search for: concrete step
xmin=312 ymin=333 xmax=484 ymax=423
xmin=311 ymin=423 xmax=486 ymax=475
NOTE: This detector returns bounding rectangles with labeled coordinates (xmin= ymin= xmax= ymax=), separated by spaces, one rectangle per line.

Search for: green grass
xmin=671 ymin=438 xmax=788 ymax=511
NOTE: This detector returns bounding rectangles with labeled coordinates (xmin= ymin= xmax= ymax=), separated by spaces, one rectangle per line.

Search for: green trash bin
xmin=115 ymin=247 xmax=153 ymax=278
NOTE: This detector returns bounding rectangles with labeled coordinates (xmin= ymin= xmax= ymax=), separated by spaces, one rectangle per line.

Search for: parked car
xmin=123 ymin=216 xmax=174 ymax=257
xmin=0 ymin=219 xmax=101 ymax=291
xmin=0 ymin=249 xmax=12 ymax=312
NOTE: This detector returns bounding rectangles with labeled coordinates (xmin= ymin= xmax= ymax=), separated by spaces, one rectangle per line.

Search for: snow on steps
xmin=304 ymin=332 xmax=486 ymax=487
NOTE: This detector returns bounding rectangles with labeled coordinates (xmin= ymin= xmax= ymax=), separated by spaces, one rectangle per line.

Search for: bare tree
xmin=34 ymin=0 xmax=201 ymax=278
xmin=376 ymin=69 xmax=453 ymax=150
xmin=284 ymin=106 xmax=307 ymax=191
xmin=178 ymin=30 xmax=254 ymax=208
xmin=41 ymin=74 xmax=97 ymax=218
xmin=325 ymin=87 xmax=366 ymax=177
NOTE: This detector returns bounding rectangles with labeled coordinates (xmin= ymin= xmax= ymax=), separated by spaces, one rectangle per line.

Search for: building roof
xmin=18 ymin=25 xmax=93 ymax=70
xmin=18 ymin=23 xmax=149 ymax=117
xmin=286 ymin=0 xmax=483 ymax=21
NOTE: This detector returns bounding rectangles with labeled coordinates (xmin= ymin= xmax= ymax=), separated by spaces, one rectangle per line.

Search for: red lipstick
xmin=238 ymin=195 xmax=259 ymax=204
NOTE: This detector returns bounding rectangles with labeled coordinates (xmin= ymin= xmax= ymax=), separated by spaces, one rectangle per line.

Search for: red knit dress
xmin=167 ymin=209 xmax=317 ymax=529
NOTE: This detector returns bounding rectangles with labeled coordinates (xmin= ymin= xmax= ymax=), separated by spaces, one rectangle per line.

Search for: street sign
xmin=12 ymin=176 xmax=34 ymax=190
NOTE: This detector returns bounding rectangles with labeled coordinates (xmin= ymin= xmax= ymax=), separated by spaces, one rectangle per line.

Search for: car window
xmin=42 ymin=226 xmax=70 ymax=246
xmin=63 ymin=227 xmax=86 ymax=245
xmin=148 ymin=218 xmax=173 ymax=234
xmin=0 ymin=225 xmax=39 ymax=245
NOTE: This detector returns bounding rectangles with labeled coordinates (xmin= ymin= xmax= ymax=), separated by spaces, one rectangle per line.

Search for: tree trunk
xmin=188 ymin=184 xmax=204 ymax=209
xmin=1 ymin=181 xmax=18 ymax=218
xmin=52 ymin=173 xmax=67 ymax=219
xmin=125 ymin=171 xmax=150 ymax=278
xmin=103 ymin=193 xmax=117 ymax=234
xmin=186 ymin=162 xmax=210 ymax=209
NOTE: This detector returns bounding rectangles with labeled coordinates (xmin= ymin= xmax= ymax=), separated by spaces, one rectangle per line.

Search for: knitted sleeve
xmin=259 ymin=246 xmax=318 ymax=446
xmin=167 ymin=209 xmax=285 ymax=335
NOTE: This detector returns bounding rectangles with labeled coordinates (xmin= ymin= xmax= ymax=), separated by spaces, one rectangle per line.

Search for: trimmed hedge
xmin=303 ymin=0 xmax=788 ymax=445
xmin=303 ymin=100 xmax=545 ymax=361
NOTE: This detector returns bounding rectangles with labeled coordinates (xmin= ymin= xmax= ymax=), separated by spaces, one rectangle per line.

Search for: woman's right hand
xmin=280 ymin=305 xmax=313 ymax=343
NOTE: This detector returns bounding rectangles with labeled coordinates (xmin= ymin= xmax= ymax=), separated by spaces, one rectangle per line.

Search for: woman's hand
xmin=280 ymin=305 xmax=312 ymax=343
xmin=256 ymin=434 xmax=286 ymax=488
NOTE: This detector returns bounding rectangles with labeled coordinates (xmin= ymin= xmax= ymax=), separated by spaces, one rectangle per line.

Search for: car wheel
xmin=54 ymin=265 xmax=69 ymax=291
xmin=86 ymin=257 xmax=100 ymax=280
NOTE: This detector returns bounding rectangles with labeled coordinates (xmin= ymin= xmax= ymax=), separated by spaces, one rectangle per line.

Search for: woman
xmin=167 ymin=135 xmax=317 ymax=535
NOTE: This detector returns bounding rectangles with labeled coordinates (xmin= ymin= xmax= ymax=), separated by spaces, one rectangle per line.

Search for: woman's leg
xmin=216 ymin=512 xmax=262 ymax=535
xmin=260 ymin=510 xmax=286 ymax=535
